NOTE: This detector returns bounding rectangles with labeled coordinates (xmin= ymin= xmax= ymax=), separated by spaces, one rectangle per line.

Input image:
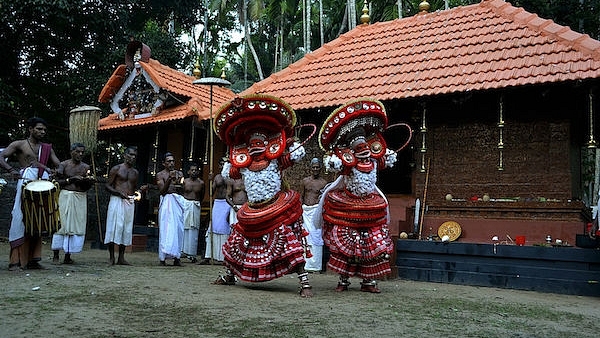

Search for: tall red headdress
xmin=319 ymin=98 xmax=389 ymax=167
xmin=213 ymin=94 xmax=297 ymax=169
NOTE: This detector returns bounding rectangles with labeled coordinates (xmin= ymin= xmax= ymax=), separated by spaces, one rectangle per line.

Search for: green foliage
xmin=0 ymin=0 xmax=203 ymax=157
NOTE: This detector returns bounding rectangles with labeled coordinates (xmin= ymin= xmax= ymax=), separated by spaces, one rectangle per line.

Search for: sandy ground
xmin=0 ymin=240 xmax=599 ymax=338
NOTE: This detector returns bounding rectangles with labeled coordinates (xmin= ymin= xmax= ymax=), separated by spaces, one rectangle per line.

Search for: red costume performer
xmin=212 ymin=94 xmax=313 ymax=297
xmin=315 ymin=99 xmax=411 ymax=293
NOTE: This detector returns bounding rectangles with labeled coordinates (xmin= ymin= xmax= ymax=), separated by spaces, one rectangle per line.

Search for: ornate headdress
xmin=214 ymin=94 xmax=297 ymax=168
xmin=319 ymin=98 xmax=388 ymax=151
xmin=319 ymin=99 xmax=389 ymax=169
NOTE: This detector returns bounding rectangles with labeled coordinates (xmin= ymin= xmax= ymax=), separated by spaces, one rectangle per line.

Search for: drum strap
xmin=37 ymin=143 xmax=52 ymax=178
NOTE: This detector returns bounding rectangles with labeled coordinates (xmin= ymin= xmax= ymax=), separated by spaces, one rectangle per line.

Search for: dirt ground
xmin=0 ymin=240 xmax=598 ymax=338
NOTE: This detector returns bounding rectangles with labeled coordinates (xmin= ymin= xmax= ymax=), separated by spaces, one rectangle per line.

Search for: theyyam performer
xmin=315 ymin=98 xmax=412 ymax=293
xmin=212 ymin=94 xmax=314 ymax=297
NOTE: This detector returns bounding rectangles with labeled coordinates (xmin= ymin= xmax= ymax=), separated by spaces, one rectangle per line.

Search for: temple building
xmin=241 ymin=0 xmax=600 ymax=246
xmin=97 ymin=40 xmax=235 ymax=228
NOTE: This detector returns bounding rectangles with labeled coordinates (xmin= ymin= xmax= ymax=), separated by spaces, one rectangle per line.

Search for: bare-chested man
xmin=0 ymin=117 xmax=61 ymax=271
xmin=202 ymin=158 xmax=231 ymax=264
xmin=226 ymin=177 xmax=247 ymax=225
xmin=156 ymin=152 xmax=185 ymax=266
xmin=104 ymin=146 xmax=141 ymax=265
xmin=181 ymin=162 xmax=205 ymax=262
xmin=52 ymin=143 xmax=95 ymax=264
xmin=300 ymin=157 xmax=329 ymax=272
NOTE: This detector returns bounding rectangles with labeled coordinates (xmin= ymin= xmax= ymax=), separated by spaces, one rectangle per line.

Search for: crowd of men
xmin=0 ymin=118 xmax=327 ymax=272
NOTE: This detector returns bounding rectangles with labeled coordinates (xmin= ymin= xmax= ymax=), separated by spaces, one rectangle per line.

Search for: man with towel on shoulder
xmin=0 ymin=117 xmax=60 ymax=271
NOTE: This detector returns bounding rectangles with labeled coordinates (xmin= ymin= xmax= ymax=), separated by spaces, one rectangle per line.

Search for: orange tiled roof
xmin=242 ymin=0 xmax=600 ymax=110
xmin=98 ymin=59 xmax=234 ymax=131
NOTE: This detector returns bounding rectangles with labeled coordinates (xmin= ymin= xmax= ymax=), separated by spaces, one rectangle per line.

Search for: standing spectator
xmin=0 ymin=117 xmax=60 ymax=271
xmin=181 ymin=162 xmax=205 ymax=262
xmin=104 ymin=146 xmax=142 ymax=266
xmin=156 ymin=152 xmax=185 ymax=266
xmin=52 ymin=143 xmax=95 ymax=264
xmin=202 ymin=158 xmax=231 ymax=264
xmin=300 ymin=158 xmax=328 ymax=272
xmin=226 ymin=177 xmax=247 ymax=226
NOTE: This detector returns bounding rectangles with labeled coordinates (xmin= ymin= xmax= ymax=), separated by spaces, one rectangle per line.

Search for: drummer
xmin=0 ymin=117 xmax=61 ymax=271
xmin=51 ymin=143 xmax=95 ymax=264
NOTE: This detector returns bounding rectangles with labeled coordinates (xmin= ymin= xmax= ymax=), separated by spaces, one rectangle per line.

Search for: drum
xmin=22 ymin=180 xmax=60 ymax=236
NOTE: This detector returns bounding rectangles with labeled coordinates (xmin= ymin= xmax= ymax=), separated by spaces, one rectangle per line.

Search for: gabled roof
xmin=98 ymin=59 xmax=234 ymax=131
xmin=242 ymin=0 xmax=600 ymax=111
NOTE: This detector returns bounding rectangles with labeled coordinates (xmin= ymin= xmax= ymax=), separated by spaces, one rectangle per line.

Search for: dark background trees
xmin=0 ymin=0 xmax=204 ymax=158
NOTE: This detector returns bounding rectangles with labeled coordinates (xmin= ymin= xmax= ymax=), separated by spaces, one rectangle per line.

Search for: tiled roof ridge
xmin=484 ymin=0 xmax=600 ymax=59
xmin=98 ymin=65 xmax=127 ymax=103
xmin=142 ymin=58 xmax=199 ymax=91
xmin=140 ymin=59 xmax=168 ymax=89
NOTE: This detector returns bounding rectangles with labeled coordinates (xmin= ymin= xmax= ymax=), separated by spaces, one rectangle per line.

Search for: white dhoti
xmin=205 ymin=199 xmax=230 ymax=261
xmin=52 ymin=190 xmax=87 ymax=254
xmin=158 ymin=193 xmax=185 ymax=261
xmin=104 ymin=195 xmax=135 ymax=246
xmin=302 ymin=204 xmax=324 ymax=272
xmin=182 ymin=199 xmax=201 ymax=257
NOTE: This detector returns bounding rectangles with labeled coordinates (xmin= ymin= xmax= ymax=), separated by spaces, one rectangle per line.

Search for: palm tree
xmin=214 ymin=0 xmax=265 ymax=80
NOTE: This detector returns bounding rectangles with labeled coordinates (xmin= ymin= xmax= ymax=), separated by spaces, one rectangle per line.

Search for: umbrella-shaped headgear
xmin=319 ymin=98 xmax=388 ymax=151
xmin=213 ymin=94 xmax=297 ymax=168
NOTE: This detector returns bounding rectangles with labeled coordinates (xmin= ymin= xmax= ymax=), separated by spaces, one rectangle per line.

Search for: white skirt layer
xmin=182 ymin=228 xmax=199 ymax=256
xmin=304 ymin=244 xmax=323 ymax=272
xmin=158 ymin=193 xmax=185 ymax=260
xmin=182 ymin=199 xmax=200 ymax=256
xmin=51 ymin=234 xmax=85 ymax=254
xmin=302 ymin=204 xmax=324 ymax=246
xmin=183 ymin=199 xmax=201 ymax=230
xmin=104 ymin=195 xmax=135 ymax=246
xmin=204 ymin=232 xmax=228 ymax=261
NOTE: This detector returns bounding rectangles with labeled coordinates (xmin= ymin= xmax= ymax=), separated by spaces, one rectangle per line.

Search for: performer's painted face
xmin=351 ymin=135 xmax=370 ymax=159
xmin=248 ymin=133 xmax=267 ymax=156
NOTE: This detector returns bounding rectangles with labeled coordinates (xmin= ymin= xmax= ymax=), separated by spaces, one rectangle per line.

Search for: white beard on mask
xmin=240 ymin=160 xmax=281 ymax=203
xmin=344 ymin=163 xmax=377 ymax=197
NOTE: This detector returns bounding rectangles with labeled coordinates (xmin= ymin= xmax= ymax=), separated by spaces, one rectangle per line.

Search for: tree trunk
xmin=338 ymin=4 xmax=348 ymax=36
xmin=246 ymin=28 xmax=264 ymax=80
xmin=306 ymin=0 xmax=311 ymax=52
xmin=319 ymin=0 xmax=324 ymax=46
xmin=242 ymin=0 xmax=264 ymax=80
